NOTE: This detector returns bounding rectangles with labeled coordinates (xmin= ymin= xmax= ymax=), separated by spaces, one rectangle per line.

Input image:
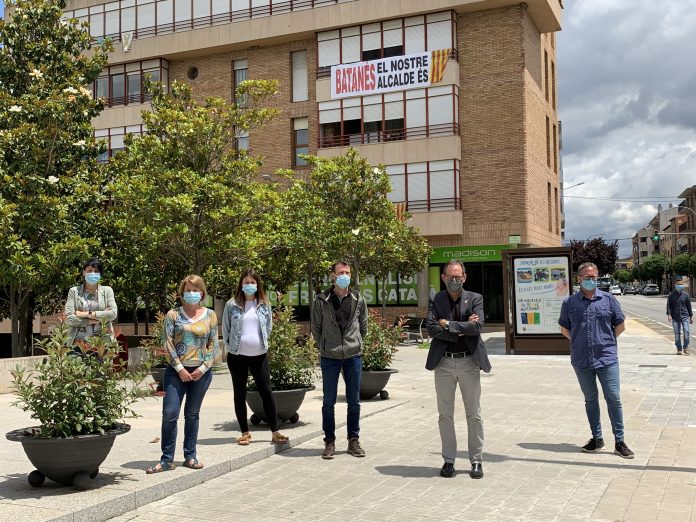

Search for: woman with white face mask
xmin=64 ymin=257 xmax=118 ymax=352
xmin=147 ymin=274 xmax=218 ymax=474
xmin=222 ymin=269 xmax=288 ymax=446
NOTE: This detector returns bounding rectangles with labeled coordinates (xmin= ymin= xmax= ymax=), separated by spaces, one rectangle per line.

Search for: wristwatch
xmin=443 ymin=321 xmax=450 ymax=330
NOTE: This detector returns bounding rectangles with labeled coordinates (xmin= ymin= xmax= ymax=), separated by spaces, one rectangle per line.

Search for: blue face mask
xmin=183 ymin=291 xmax=202 ymax=304
xmin=85 ymin=273 xmax=101 ymax=285
xmin=580 ymin=279 xmax=597 ymax=291
xmin=676 ymin=284 xmax=685 ymax=291
xmin=242 ymin=284 xmax=257 ymax=296
xmin=335 ymin=274 xmax=351 ymax=289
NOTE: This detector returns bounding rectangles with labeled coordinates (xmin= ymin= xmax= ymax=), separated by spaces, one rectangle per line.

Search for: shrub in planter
xmin=246 ymin=303 xmax=318 ymax=425
xmin=7 ymin=322 xmax=152 ymax=488
xmin=361 ymin=311 xmax=402 ymax=371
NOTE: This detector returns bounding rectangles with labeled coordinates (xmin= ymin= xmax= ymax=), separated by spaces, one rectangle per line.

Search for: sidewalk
xmin=2 ymin=319 xmax=696 ymax=521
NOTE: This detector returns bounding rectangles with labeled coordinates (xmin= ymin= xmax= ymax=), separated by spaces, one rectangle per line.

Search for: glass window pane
xmin=212 ymin=0 xmax=230 ymax=15
xmin=318 ymin=39 xmax=340 ymax=67
xmin=193 ymin=1 xmax=211 ymax=18
xmin=408 ymin=171 xmax=427 ymax=202
xmin=157 ymin=0 xmax=174 ymax=25
xmin=121 ymin=7 xmax=135 ymax=31
xmin=96 ymin=77 xmax=109 ymax=99
xmin=291 ymin=50 xmax=308 ymax=102
xmin=406 ymin=97 xmax=426 ymax=128
xmin=427 ymin=20 xmax=452 ymax=50
xmin=137 ymin=3 xmax=155 ymax=29
xmin=111 ymin=74 xmax=125 ymax=103
xmin=405 ymin=24 xmax=425 ymax=54
xmin=428 ymin=93 xmax=453 ymax=126
xmin=90 ymin=13 xmax=104 ymax=37
xmin=105 ymin=10 xmax=120 ymax=35
xmin=127 ymin=73 xmax=142 ymax=102
xmin=175 ymin=0 xmax=191 ymax=22
xmin=429 ymin=163 xmax=455 ymax=199
xmin=388 ymin=173 xmax=405 ymax=202
xmin=341 ymin=35 xmax=360 ymax=64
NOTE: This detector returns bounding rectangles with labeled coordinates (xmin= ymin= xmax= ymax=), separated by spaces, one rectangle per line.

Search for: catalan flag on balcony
xmin=430 ymin=49 xmax=451 ymax=84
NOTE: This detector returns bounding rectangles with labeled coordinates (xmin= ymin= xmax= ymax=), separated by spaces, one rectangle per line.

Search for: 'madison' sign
xmin=330 ymin=49 xmax=450 ymax=99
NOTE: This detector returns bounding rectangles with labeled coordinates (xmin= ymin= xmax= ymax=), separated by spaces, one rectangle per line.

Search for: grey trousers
xmin=434 ymin=355 xmax=483 ymax=464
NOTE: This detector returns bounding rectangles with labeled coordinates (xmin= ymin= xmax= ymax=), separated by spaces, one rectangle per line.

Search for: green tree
xmin=566 ymin=238 xmax=618 ymax=276
xmin=107 ymin=80 xmax=280 ymax=300
xmin=640 ymin=254 xmax=671 ymax=283
xmin=303 ymin=150 xmax=430 ymax=291
xmin=612 ymin=269 xmax=631 ymax=284
xmin=0 ymin=0 xmax=110 ymax=356
xmin=671 ymin=253 xmax=694 ymax=279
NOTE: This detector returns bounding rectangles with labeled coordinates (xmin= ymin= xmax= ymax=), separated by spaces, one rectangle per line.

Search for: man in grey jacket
xmin=311 ymin=261 xmax=368 ymax=459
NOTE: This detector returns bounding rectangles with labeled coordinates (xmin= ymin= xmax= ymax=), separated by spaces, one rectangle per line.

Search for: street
xmin=616 ymin=294 xmax=678 ymax=345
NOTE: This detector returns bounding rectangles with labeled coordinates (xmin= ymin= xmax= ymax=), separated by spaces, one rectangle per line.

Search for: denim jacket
xmin=222 ymin=298 xmax=272 ymax=354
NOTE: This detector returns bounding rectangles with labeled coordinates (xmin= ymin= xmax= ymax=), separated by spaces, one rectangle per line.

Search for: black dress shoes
xmin=470 ymin=462 xmax=483 ymax=479
xmin=440 ymin=462 xmax=455 ymax=478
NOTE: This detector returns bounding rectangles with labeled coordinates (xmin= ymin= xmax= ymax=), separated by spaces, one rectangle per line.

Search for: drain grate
xmin=638 ymin=364 xmax=668 ymax=368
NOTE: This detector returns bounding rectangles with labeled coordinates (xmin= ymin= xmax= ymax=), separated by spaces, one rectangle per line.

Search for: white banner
xmin=330 ymin=49 xmax=450 ymax=99
xmin=513 ymin=256 xmax=570 ymax=335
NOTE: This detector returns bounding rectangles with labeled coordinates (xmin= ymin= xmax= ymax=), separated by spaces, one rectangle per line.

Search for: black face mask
xmin=445 ymin=280 xmax=463 ymax=293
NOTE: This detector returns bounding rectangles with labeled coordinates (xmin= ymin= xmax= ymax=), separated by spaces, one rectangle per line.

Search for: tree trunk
xmin=307 ymin=267 xmax=316 ymax=327
xmin=132 ymin=305 xmax=139 ymax=335
xmin=18 ymin=295 xmax=32 ymax=357
xmin=144 ymin=307 xmax=150 ymax=336
xmin=353 ymin=259 xmax=361 ymax=292
xmin=381 ymin=274 xmax=388 ymax=321
xmin=9 ymin=282 xmax=21 ymax=357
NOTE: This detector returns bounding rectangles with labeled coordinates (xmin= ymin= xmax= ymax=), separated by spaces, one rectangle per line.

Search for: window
xmin=546 ymin=116 xmax=551 ymax=167
xmin=291 ymin=50 xmax=308 ymax=102
xmin=554 ymin=187 xmax=559 ymax=234
xmin=233 ymin=59 xmax=248 ymax=107
xmin=386 ymin=160 xmax=460 ymax=211
xmin=95 ymin=124 xmax=146 ymax=162
xmin=293 ymin=118 xmax=309 ymax=167
xmin=553 ymin=123 xmax=558 ymax=173
xmin=551 ymin=60 xmax=556 ymax=110
xmin=544 ymin=50 xmax=549 ymax=102
xmin=318 ymin=86 xmax=458 ymax=147
xmin=548 ymin=182 xmax=552 ymax=232
xmin=94 ymin=59 xmax=168 ymax=107
xmin=236 ymin=130 xmax=249 ymax=151
xmin=318 ymin=11 xmax=455 ymax=69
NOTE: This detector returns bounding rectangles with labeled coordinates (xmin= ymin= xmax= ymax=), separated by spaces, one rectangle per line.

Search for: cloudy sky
xmin=558 ymin=0 xmax=696 ymax=257
xmin=1 ymin=1 xmax=693 ymax=258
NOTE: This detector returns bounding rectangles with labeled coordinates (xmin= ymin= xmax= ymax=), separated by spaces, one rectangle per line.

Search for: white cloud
xmin=559 ymin=0 xmax=696 ymax=257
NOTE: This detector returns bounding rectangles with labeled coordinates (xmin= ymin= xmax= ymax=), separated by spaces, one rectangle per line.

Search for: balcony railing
xmin=317 ymin=48 xmax=459 ymax=79
xmin=318 ymin=123 xmax=459 ymax=148
xmin=394 ymin=198 xmax=461 ymax=212
xmin=101 ymin=93 xmax=153 ymax=108
xmin=99 ymin=0 xmax=354 ymax=42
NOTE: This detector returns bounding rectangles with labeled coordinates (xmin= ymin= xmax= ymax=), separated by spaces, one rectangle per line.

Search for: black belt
xmin=444 ymin=351 xmax=470 ymax=358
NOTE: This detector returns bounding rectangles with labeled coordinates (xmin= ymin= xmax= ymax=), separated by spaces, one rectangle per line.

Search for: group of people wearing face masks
xmin=63 ymin=260 xmax=289 ymax=474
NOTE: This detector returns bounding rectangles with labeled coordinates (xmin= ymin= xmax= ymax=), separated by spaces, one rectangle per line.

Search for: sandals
xmin=236 ymin=432 xmax=252 ymax=446
xmin=183 ymin=458 xmax=204 ymax=469
xmin=146 ymin=460 xmax=175 ymax=474
xmin=272 ymin=432 xmax=289 ymax=445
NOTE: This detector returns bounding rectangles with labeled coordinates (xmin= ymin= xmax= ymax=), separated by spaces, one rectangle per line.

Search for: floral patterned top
xmin=164 ymin=307 xmax=218 ymax=374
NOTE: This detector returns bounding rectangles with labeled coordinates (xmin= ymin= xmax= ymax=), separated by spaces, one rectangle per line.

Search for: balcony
xmin=395 ymin=198 xmax=461 ymax=213
xmin=319 ymin=123 xmax=459 ymax=148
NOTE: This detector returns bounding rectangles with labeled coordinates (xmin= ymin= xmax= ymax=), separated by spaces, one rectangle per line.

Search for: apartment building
xmin=64 ymin=0 xmax=563 ymax=322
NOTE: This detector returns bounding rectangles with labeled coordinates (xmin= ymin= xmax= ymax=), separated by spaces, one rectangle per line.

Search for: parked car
xmin=623 ymin=285 xmax=637 ymax=295
xmin=610 ymin=285 xmax=622 ymax=296
xmin=643 ymin=284 xmax=659 ymax=296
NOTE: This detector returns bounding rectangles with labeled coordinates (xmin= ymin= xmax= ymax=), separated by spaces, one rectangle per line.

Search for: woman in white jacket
xmin=64 ymin=258 xmax=118 ymax=351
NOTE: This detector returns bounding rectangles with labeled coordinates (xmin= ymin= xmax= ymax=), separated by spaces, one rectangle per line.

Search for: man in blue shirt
xmin=666 ymin=277 xmax=693 ymax=355
xmin=558 ymin=262 xmax=634 ymax=459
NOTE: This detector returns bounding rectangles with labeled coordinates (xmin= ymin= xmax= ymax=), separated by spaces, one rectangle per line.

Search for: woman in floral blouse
xmin=147 ymin=274 xmax=218 ymax=474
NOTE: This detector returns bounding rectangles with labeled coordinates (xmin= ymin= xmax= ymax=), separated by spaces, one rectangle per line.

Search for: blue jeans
xmin=161 ymin=366 xmax=212 ymax=463
xmin=573 ymin=362 xmax=624 ymax=442
xmin=672 ymin=319 xmax=691 ymax=350
xmin=321 ymin=356 xmax=362 ymax=442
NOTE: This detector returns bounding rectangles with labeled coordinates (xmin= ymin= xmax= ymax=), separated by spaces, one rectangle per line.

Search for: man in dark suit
xmin=426 ymin=260 xmax=491 ymax=479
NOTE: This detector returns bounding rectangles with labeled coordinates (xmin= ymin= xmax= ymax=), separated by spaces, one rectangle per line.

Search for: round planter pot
xmin=360 ymin=369 xmax=399 ymax=400
xmin=6 ymin=423 xmax=131 ymax=489
xmin=247 ymin=386 xmax=315 ymax=425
